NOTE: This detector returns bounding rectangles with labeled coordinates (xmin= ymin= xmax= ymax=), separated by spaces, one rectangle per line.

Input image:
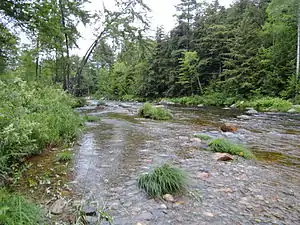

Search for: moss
xmin=208 ymin=138 xmax=254 ymax=159
xmin=138 ymin=103 xmax=173 ymax=120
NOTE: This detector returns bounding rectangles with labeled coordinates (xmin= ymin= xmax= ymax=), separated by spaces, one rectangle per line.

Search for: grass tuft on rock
xmin=56 ymin=151 xmax=73 ymax=162
xmin=208 ymin=138 xmax=254 ymax=159
xmin=138 ymin=164 xmax=187 ymax=198
xmin=0 ymin=188 xmax=41 ymax=225
xmin=138 ymin=103 xmax=172 ymax=120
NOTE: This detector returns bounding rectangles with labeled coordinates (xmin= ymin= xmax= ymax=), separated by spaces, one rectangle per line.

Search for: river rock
xmin=136 ymin=212 xmax=153 ymax=221
xmin=220 ymin=123 xmax=238 ymax=132
xmin=246 ymin=108 xmax=258 ymax=114
xmin=163 ymin=194 xmax=175 ymax=202
xmin=155 ymin=105 xmax=165 ymax=108
xmin=230 ymin=104 xmax=236 ymax=108
xmin=50 ymin=199 xmax=67 ymax=215
xmin=288 ymin=108 xmax=297 ymax=113
xmin=119 ymin=103 xmax=131 ymax=108
xmin=203 ymin=211 xmax=214 ymax=217
xmin=198 ymin=171 xmax=210 ymax=180
xmin=214 ymin=153 xmax=233 ymax=161
xmin=197 ymin=104 xmax=204 ymax=107
xmin=237 ymin=115 xmax=251 ymax=120
xmin=83 ymin=205 xmax=97 ymax=216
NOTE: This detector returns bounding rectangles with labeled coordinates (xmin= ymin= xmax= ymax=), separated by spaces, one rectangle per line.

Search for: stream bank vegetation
xmin=0 ymin=188 xmax=41 ymax=225
xmin=138 ymin=103 xmax=173 ymax=120
xmin=208 ymin=138 xmax=254 ymax=159
xmin=138 ymin=164 xmax=187 ymax=198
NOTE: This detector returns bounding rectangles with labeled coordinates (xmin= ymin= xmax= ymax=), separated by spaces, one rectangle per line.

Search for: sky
xmin=73 ymin=0 xmax=234 ymax=56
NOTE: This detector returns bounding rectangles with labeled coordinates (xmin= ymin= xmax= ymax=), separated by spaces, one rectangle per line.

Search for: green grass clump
xmin=193 ymin=133 xmax=213 ymax=141
xmin=56 ymin=151 xmax=73 ymax=162
xmin=138 ymin=103 xmax=173 ymax=120
xmin=237 ymin=97 xmax=293 ymax=112
xmin=138 ymin=164 xmax=187 ymax=198
xmin=0 ymin=188 xmax=40 ymax=225
xmin=208 ymin=138 xmax=254 ymax=159
xmin=84 ymin=115 xmax=101 ymax=122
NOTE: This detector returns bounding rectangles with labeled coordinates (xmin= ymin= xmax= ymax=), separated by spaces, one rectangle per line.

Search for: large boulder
xmin=220 ymin=123 xmax=238 ymax=132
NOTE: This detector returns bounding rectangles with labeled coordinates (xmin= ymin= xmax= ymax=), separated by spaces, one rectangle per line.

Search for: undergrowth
xmin=138 ymin=164 xmax=187 ymax=198
xmin=0 ymin=78 xmax=83 ymax=179
xmin=0 ymin=188 xmax=40 ymax=225
xmin=56 ymin=151 xmax=73 ymax=162
xmin=208 ymin=138 xmax=254 ymax=159
xmin=236 ymin=97 xmax=293 ymax=112
xmin=138 ymin=103 xmax=172 ymax=120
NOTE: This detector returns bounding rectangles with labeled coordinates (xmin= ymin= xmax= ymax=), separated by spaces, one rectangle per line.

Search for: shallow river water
xmin=72 ymin=101 xmax=300 ymax=225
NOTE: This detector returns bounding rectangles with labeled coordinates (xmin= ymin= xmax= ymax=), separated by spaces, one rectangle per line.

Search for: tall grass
xmin=138 ymin=103 xmax=173 ymax=120
xmin=138 ymin=164 xmax=187 ymax=197
xmin=0 ymin=188 xmax=40 ymax=225
xmin=208 ymin=138 xmax=254 ymax=159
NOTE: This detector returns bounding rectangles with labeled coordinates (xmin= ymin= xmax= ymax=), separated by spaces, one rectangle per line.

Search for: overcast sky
xmin=73 ymin=0 xmax=234 ymax=56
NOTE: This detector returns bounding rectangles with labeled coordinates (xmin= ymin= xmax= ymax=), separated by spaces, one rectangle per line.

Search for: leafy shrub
xmin=138 ymin=103 xmax=172 ymax=120
xmin=208 ymin=138 xmax=254 ymax=159
xmin=0 ymin=78 xmax=83 ymax=177
xmin=193 ymin=133 xmax=212 ymax=141
xmin=237 ymin=97 xmax=292 ymax=112
xmin=138 ymin=164 xmax=187 ymax=198
xmin=0 ymin=188 xmax=40 ymax=225
xmin=56 ymin=151 xmax=73 ymax=162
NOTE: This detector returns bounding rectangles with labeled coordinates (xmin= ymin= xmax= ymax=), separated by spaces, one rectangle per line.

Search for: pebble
xmin=163 ymin=194 xmax=175 ymax=202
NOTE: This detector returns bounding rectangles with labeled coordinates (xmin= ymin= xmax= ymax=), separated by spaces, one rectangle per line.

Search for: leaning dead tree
xmin=74 ymin=0 xmax=150 ymax=95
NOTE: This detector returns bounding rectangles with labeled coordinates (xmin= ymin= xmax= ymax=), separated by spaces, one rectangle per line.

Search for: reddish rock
xmin=213 ymin=153 xmax=233 ymax=161
xmin=220 ymin=123 xmax=238 ymax=132
xmin=198 ymin=172 xmax=210 ymax=180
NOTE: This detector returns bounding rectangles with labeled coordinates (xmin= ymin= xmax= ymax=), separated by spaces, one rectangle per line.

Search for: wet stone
xmin=50 ymin=199 xmax=67 ymax=215
xmin=135 ymin=212 xmax=153 ymax=221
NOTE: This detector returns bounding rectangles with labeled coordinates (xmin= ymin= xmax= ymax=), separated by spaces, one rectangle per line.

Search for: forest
xmin=1 ymin=0 xmax=299 ymax=103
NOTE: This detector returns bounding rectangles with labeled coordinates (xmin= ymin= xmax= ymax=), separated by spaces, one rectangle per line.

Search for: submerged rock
xmin=50 ymin=199 xmax=67 ymax=215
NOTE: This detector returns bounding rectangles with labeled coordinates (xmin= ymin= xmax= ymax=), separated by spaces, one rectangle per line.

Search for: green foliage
xmin=73 ymin=97 xmax=87 ymax=108
xmin=138 ymin=164 xmax=187 ymax=198
xmin=0 ymin=188 xmax=40 ymax=225
xmin=193 ymin=134 xmax=212 ymax=141
xmin=0 ymin=78 xmax=82 ymax=176
xmin=138 ymin=103 xmax=173 ymax=120
xmin=165 ymin=92 xmax=239 ymax=107
xmin=237 ymin=97 xmax=293 ymax=112
xmin=208 ymin=138 xmax=254 ymax=159
xmin=56 ymin=151 xmax=73 ymax=162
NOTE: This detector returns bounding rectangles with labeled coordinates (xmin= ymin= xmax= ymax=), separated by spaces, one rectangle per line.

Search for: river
xmin=72 ymin=101 xmax=300 ymax=225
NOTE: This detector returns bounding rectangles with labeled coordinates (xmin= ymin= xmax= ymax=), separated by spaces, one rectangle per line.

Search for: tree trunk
xmin=35 ymin=38 xmax=39 ymax=80
xmin=296 ymin=6 xmax=300 ymax=80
